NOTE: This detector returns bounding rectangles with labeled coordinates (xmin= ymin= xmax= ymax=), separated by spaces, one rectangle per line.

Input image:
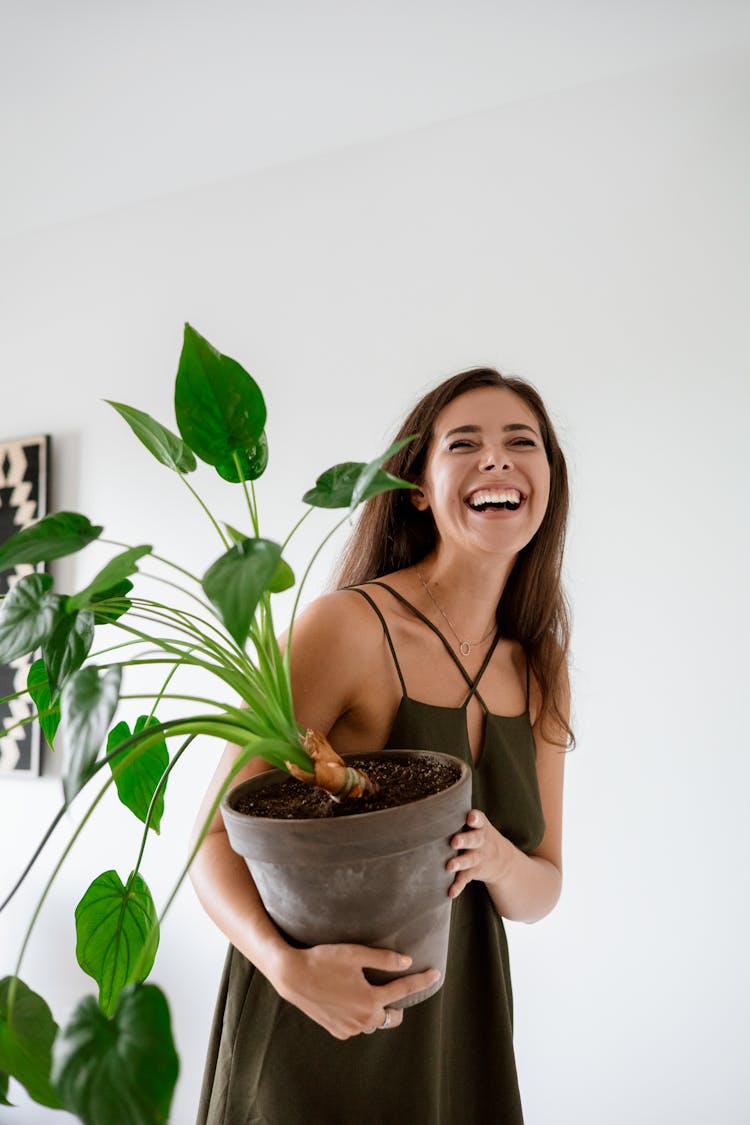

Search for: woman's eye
xmin=510 ymin=438 xmax=536 ymax=448
xmin=448 ymin=440 xmax=474 ymax=451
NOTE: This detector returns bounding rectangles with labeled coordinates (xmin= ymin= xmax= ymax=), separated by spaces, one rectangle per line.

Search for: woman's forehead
xmin=433 ymin=386 xmax=539 ymax=433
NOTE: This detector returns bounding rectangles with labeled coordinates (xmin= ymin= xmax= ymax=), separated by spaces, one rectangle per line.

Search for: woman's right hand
xmin=271 ymin=943 xmax=441 ymax=1039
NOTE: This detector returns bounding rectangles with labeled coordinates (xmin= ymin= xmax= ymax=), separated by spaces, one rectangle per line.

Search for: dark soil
xmin=233 ymin=755 xmax=461 ymax=820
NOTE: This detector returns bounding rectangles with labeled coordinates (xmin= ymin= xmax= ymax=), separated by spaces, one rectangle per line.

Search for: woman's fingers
xmin=283 ymin=944 xmax=440 ymax=1039
xmin=447 ymin=808 xmax=502 ymax=896
xmin=348 ymin=945 xmax=414 ymax=973
xmin=377 ymin=966 xmax=442 ymax=1008
xmin=350 ymin=943 xmax=441 ymax=1009
xmin=450 ymin=808 xmax=485 ymax=851
xmin=362 ymin=1007 xmax=404 ymax=1033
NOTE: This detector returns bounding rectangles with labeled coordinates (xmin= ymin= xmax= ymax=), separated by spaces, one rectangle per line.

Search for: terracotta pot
xmin=221 ymin=749 xmax=472 ymax=1008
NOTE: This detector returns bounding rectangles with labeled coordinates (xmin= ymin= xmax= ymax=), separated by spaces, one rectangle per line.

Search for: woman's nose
xmin=479 ymin=449 xmax=512 ymax=471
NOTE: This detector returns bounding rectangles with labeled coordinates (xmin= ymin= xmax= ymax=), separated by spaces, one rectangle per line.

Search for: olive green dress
xmin=197 ymin=583 xmax=545 ymax=1125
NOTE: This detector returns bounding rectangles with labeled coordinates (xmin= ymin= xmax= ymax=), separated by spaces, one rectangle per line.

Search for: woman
xmin=192 ymin=367 xmax=572 ymax=1125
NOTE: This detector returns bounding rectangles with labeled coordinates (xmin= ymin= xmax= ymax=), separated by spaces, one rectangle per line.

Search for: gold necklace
xmin=415 ymin=568 xmax=497 ymax=658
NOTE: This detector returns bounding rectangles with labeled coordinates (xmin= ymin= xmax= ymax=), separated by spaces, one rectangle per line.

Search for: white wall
xmin=1 ymin=47 xmax=748 ymax=1124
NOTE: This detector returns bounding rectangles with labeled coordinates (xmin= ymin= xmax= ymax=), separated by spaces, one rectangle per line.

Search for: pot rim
xmin=221 ymin=748 xmax=471 ymax=829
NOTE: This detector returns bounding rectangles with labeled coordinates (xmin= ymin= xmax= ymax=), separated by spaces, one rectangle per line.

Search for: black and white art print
xmin=0 ymin=435 xmax=50 ymax=776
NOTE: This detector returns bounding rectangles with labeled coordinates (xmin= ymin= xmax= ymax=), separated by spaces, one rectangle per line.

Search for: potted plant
xmin=0 ymin=325 xmax=471 ymax=1125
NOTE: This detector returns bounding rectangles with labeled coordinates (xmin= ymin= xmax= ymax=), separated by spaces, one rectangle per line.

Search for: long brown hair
xmin=334 ymin=367 xmax=573 ymax=748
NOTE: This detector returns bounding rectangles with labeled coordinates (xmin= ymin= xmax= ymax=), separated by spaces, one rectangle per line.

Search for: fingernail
xmin=399 ymin=955 xmax=412 ymax=967
xmin=430 ymin=970 xmax=441 ymax=983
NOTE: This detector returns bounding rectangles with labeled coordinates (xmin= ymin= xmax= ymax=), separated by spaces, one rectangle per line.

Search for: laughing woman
xmin=191 ymin=367 xmax=572 ymax=1125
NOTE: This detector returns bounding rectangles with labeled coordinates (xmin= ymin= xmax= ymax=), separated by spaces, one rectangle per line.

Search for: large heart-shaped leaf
xmin=75 ymin=871 xmax=159 ymax=1016
xmin=106 ymin=401 xmax=197 ymax=474
xmin=27 ymin=659 xmax=60 ymax=748
xmin=202 ymin=538 xmax=282 ymax=648
xmin=61 ymin=665 xmax=122 ymax=803
xmin=174 ymin=323 xmax=266 ymax=468
xmin=68 ymin=547 xmax=151 ymax=613
xmin=0 ymin=512 xmax=103 ymax=570
xmin=42 ymin=610 xmax=96 ymax=699
xmin=0 ymin=574 xmax=62 ymax=663
xmin=215 ymin=430 xmax=269 ymax=483
xmin=52 ymin=984 xmax=178 ymax=1125
xmin=0 ymin=977 xmax=64 ymax=1109
xmin=107 ymin=717 xmax=169 ymax=832
xmin=91 ymin=579 xmax=133 ymax=625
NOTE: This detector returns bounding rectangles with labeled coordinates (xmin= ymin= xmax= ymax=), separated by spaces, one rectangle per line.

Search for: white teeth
xmin=468 ymin=489 xmax=522 ymax=507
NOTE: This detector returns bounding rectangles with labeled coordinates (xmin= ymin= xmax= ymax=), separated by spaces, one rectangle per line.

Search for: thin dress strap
xmin=345 ymin=586 xmax=408 ymax=698
xmin=366 ymin=580 xmax=501 ymax=714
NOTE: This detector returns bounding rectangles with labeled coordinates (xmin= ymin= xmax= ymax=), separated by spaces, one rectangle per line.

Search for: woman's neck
xmin=411 ymin=548 xmax=516 ymax=641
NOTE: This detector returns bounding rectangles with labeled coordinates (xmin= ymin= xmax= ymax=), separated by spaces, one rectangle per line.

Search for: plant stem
xmin=179 ymin=474 xmax=231 ymax=549
xmin=155 ymin=746 xmax=252 ymax=929
xmin=0 ymin=803 xmax=68 ymax=914
xmin=281 ymin=505 xmax=313 ymax=551
xmin=100 ymin=538 xmax=203 ymax=586
xmin=233 ymin=452 xmax=259 ymax=536
xmin=127 ymin=735 xmax=196 ymax=888
xmin=285 ymin=510 xmax=351 ymax=671
xmin=10 ymin=776 xmax=114 ymax=998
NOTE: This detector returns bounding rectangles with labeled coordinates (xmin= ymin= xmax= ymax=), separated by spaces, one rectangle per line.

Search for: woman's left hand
xmin=447 ymin=809 xmax=514 ymax=898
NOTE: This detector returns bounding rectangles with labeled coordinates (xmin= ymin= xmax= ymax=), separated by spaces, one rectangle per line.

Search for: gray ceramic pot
xmin=221 ymin=749 xmax=472 ymax=1008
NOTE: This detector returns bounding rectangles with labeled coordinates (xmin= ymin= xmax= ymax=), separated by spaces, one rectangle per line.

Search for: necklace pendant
xmin=459 ymin=641 xmax=472 ymax=657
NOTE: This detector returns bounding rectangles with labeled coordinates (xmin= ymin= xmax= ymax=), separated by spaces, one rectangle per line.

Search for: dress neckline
xmin=363 ymin=580 xmax=503 ymax=715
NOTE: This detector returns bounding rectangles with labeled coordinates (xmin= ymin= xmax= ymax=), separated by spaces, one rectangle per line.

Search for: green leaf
xmin=0 ymin=512 xmax=103 ymax=570
xmin=0 ymin=977 xmax=64 ymax=1109
xmin=61 ymin=665 xmax=122 ymax=803
xmin=91 ymin=579 xmax=134 ymax=625
xmin=243 ymin=736 xmax=309 ymax=772
xmin=107 ymin=400 xmax=197 ymax=474
xmin=27 ymin=659 xmax=61 ymax=748
xmin=302 ymin=449 xmax=417 ymax=510
xmin=68 ymin=547 xmax=151 ymax=612
xmin=174 ymin=323 xmax=266 ymax=468
xmin=220 ymin=531 xmax=295 ymax=594
xmin=52 ymin=983 xmax=178 ymax=1125
xmin=202 ymin=538 xmax=282 ymax=648
xmin=223 ymin=521 xmax=248 ymax=544
xmin=215 ymin=430 xmax=269 ymax=482
xmin=350 ymin=435 xmax=419 ymax=511
xmin=42 ymin=610 xmax=95 ymax=699
xmin=107 ymin=717 xmax=169 ymax=832
xmin=268 ymin=558 xmax=295 ymax=593
xmin=302 ymin=462 xmax=366 ymax=508
xmin=0 ymin=1067 xmax=10 ymax=1104
xmin=75 ymin=871 xmax=159 ymax=1016
xmin=0 ymin=574 xmax=62 ymax=663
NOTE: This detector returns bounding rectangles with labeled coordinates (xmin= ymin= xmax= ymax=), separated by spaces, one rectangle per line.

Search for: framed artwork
xmin=0 ymin=434 xmax=50 ymax=776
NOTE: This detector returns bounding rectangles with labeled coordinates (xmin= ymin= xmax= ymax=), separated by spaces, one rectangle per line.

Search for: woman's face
xmin=415 ymin=386 xmax=551 ymax=561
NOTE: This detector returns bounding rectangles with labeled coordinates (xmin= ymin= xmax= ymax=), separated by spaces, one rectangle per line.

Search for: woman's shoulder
xmin=291 ymin=587 xmax=387 ymax=658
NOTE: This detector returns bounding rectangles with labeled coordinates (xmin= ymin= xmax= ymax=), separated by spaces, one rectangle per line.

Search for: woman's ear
xmin=411 ymin=487 xmax=430 ymax=512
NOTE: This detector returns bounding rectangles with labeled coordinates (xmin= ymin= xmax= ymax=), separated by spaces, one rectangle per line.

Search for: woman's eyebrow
xmin=444 ymin=425 xmax=481 ymax=438
xmin=443 ymin=423 xmax=539 ymax=438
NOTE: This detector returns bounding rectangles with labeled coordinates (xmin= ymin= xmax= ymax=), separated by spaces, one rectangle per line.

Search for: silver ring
xmin=379 ymin=1009 xmax=392 ymax=1030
